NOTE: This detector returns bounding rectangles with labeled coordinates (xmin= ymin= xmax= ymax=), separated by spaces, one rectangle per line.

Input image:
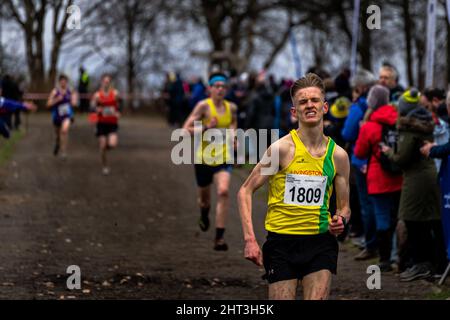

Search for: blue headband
xmin=209 ymin=75 xmax=227 ymax=86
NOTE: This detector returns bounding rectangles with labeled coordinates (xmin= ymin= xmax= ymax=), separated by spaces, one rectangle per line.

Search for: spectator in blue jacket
xmin=342 ymin=69 xmax=378 ymax=260
xmin=189 ymin=77 xmax=207 ymax=110
xmin=0 ymin=96 xmax=37 ymax=138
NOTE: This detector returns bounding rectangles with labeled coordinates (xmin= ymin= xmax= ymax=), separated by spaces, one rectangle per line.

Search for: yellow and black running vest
xmin=195 ymin=98 xmax=232 ymax=166
xmin=266 ymin=129 xmax=336 ymax=235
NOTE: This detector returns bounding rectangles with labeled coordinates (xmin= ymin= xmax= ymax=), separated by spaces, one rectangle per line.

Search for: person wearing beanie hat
xmin=381 ymin=90 xmax=446 ymax=280
xmin=398 ymin=88 xmax=420 ymax=116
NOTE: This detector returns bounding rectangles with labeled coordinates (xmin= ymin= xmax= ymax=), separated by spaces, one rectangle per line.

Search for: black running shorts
xmin=96 ymin=123 xmax=118 ymax=137
xmin=194 ymin=164 xmax=232 ymax=187
xmin=262 ymin=231 xmax=338 ymax=284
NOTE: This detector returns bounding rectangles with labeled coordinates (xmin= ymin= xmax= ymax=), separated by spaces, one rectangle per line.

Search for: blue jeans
xmin=370 ymin=192 xmax=400 ymax=232
xmin=354 ymin=166 xmax=377 ymax=251
xmin=370 ymin=192 xmax=401 ymax=262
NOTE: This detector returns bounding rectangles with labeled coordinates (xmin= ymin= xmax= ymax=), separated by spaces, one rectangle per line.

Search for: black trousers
xmin=404 ymin=220 xmax=448 ymax=273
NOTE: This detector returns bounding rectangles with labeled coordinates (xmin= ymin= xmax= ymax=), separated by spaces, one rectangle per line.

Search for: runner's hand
xmin=207 ymin=117 xmax=218 ymax=129
xmin=329 ymin=215 xmax=345 ymax=236
xmin=244 ymin=239 xmax=263 ymax=266
xmin=24 ymin=101 xmax=37 ymax=112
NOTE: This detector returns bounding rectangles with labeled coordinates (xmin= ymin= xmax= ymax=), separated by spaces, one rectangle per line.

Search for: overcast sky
xmin=0 ymin=4 xmax=411 ymax=92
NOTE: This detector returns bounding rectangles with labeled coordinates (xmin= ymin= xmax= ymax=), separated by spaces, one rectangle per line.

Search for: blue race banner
xmin=441 ymin=156 xmax=450 ymax=260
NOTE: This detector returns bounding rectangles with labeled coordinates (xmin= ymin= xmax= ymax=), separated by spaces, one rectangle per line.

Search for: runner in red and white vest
xmin=90 ymin=74 xmax=122 ymax=175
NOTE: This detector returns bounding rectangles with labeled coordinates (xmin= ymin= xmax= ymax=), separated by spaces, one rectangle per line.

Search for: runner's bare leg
xmin=268 ymin=280 xmax=298 ymax=300
xmin=302 ymin=270 xmax=332 ymax=300
xmin=214 ymin=170 xmax=230 ymax=229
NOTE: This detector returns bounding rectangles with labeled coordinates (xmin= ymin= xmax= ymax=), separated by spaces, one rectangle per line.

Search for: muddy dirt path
xmin=0 ymin=113 xmax=446 ymax=299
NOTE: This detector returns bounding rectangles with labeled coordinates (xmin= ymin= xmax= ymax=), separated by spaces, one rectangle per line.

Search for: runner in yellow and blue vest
xmin=237 ymin=73 xmax=351 ymax=300
xmin=182 ymin=72 xmax=237 ymax=251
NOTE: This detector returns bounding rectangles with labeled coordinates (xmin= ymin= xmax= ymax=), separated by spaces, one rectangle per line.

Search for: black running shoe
xmin=198 ymin=215 xmax=209 ymax=232
xmin=214 ymin=238 xmax=228 ymax=251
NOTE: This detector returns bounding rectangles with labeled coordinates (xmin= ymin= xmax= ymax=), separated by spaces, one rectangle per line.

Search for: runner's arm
xmin=237 ymin=143 xmax=282 ymax=266
xmin=182 ymin=101 xmax=206 ymax=135
xmin=71 ymin=90 xmax=79 ymax=107
xmin=230 ymin=102 xmax=238 ymax=130
xmin=46 ymin=89 xmax=58 ymax=109
xmin=0 ymin=97 xmax=35 ymax=112
xmin=329 ymin=146 xmax=351 ymax=236
xmin=229 ymin=102 xmax=238 ymax=148
xmin=90 ymin=92 xmax=99 ymax=112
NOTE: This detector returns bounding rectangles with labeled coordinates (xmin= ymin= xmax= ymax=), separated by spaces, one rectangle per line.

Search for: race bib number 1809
xmin=284 ymin=174 xmax=327 ymax=206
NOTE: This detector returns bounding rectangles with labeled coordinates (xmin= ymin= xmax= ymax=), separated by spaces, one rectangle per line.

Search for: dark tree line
xmin=1 ymin=0 xmax=449 ymax=92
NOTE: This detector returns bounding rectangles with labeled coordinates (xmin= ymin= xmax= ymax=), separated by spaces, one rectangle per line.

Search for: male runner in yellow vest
xmin=237 ymin=73 xmax=350 ymax=299
xmin=183 ymin=72 xmax=237 ymax=250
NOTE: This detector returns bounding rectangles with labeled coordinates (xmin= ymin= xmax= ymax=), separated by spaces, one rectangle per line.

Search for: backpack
xmin=377 ymin=123 xmax=402 ymax=175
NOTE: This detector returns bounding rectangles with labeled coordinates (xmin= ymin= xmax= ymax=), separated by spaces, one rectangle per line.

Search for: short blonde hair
xmin=290 ymin=73 xmax=325 ymax=101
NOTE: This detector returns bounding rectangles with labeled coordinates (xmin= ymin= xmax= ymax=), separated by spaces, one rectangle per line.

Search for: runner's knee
xmin=217 ymin=188 xmax=229 ymax=199
xmin=108 ymin=139 xmax=118 ymax=148
xmin=198 ymin=198 xmax=210 ymax=208
xmin=60 ymin=126 xmax=69 ymax=135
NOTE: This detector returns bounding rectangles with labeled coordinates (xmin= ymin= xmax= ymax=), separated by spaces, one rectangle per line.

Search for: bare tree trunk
xmin=262 ymin=16 xmax=294 ymax=70
xmin=201 ymin=0 xmax=224 ymax=52
xmin=48 ymin=0 xmax=73 ymax=87
xmin=126 ymin=18 xmax=135 ymax=110
xmin=359 ymin=0 xmax=372 ymax=71
xmin=6 ymin=0 xmax=76 ymax=92
xmin=402 ymin=0 xmax=414 ymax=86
xmin=125 ymin=1 xmax=138 ymax=110
xmin=415 ymin=38 xmax=425 ymax=90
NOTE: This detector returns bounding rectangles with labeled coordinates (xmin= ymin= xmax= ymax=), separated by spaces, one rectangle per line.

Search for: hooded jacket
xmin=354 ymin=105 xmax=403 ymax=195
xmin=385 ymin=107 xmax=440 ymax=221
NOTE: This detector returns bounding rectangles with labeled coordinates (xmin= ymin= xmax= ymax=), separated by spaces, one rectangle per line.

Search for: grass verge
xmin=0 ymin=130 xmax=24 ymax=166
